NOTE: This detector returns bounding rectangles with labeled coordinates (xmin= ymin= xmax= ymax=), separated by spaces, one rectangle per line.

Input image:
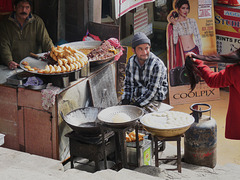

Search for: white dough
xmin=142 ymin=111 xmax=194 ymax=129
xmin=112 ymin=113 xmax=131 ymax=123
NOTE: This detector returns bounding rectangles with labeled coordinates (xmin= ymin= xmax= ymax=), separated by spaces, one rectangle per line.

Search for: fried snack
xmin=44 ymin=65 xmax=50 ymax=73
xmin=49 ymin=65 xmax=55 ymax=73
xmin=126 ymin=133 xmax=131 ymax=142
xmin=22 ymin=61 xmax=29 ymax=66
xmin=65 ymin=64 xmax=71 ymax=72
xmin=58 ymin=59 xmax=63 ymax=66
xmin=36 ymin=45 xmax=89 ymax=74
xmin=70 ymin=63 xmax=75 ymax=71
xmin=24 ymin=65 xmax=35 ymax=71
xmin=54 ymin=65 xmax=61 ymax=73
xmin=126 ymin=130 xmax=145 ymax=142
xmin=38 ymin=69 xmax=45 ymax=73
xmin=60 ymin=65 xmax=67 ymax=73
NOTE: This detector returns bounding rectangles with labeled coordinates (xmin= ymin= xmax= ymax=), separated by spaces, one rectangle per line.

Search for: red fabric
xmin=197 ymin=62 xmax=240 ymax=140
xmin=82 ymin=30 xmax=101 ymax=41
xmin=107 ymin=38 xmax=124 ymax=61
xmin=167 ymin=23 xmax=185 ymax=69
xmin=0 ymin=0 xmax=13 ymax=12
xmin=194 ymin=59 xmax=204 ymax=65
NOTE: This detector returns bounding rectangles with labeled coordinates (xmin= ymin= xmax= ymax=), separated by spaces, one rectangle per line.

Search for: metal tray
xmin=19 ymin=55 xmax=82 ymax=76
xmin=25 ymin=84 xmax=47 ymax=90
xmin=89 ymin=50 xmax=119 ymax=67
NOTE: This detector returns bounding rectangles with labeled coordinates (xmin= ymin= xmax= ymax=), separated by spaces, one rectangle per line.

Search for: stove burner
xmin=65 ymin=131 xmax=114 ymax=145
xmin=65 ymin=130 xmax=116 ymax=171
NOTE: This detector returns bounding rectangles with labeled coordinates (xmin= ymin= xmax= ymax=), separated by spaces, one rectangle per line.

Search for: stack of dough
xmin=38 ymin=46 xmax=88 ymax=74
xmin=112 ymin=112 xmax=131 ymax=123
xmin=142 ymin=111 xmax=193 ymax=129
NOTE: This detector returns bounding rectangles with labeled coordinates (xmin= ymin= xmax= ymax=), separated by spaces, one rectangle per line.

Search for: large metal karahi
xmin=60 ymin=107 xmax=103 ymax=136
xmin=97 ymin=105 xmax=144 ymax=128
xmin=140 ymin=111 xmax=194 ymax=137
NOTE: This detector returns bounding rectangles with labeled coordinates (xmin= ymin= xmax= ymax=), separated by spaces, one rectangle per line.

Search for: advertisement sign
xmin=115 ymin=0 xmax=155 ymax=19
xmin=134 ymin=6 xmax=153 ymax=35
xmin=167 ymin=0 xmax=219 ymax=105
xmin=215 ymin=5 xmax=240 ymax=54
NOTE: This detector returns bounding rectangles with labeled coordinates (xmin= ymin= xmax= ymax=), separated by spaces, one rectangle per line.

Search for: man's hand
xmin=8 ymin=61 xmax=19 ymax=70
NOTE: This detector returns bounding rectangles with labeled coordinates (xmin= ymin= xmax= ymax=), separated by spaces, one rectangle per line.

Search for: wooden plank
xmin=51 ymin=104 xmax=59 ymax=160
xmin=0 ymin=86 xmax=19 ymax=150
xmin=18 ymin=107 xmax=25 ymax=150
xmin=88 ymin=21 xmax=120 ymax=40
xmin=18 ymin=88 xmax=49 ymax=111
xmin=24 ymin=108 xmax=53 ymax=158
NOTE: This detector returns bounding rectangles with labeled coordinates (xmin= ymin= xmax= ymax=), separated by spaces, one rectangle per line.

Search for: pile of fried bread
xmin=41 ymin=46 xmax=88 ymax=74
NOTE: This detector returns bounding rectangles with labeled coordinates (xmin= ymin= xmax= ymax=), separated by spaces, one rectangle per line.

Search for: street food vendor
xmin=121 ymin=32 xmax=168 ymax=112
xmin=0 ymin=0 xmax=54 ymax=70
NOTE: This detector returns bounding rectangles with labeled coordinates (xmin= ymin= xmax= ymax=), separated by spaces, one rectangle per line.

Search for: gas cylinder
xmin=184 ymin=103 xmax=217 ymax=168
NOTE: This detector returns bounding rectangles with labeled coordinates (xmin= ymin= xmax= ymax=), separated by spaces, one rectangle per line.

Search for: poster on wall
xmin=215 ymin=4 xmax=240 ymax=55
xmin=166 ymin=0 xmax=220 ymax=105
xmin=134 ymin=5 xmax=153 ymax=35
xmin=115 ymin=0 xmax=155 ymax=19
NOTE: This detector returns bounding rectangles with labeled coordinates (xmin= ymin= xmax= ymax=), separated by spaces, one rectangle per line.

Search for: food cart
xmin=0 ymin=22 xmax=121 ymax=161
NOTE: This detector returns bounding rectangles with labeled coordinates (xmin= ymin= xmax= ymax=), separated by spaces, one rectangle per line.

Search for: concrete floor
xmin=171 ymin=89 xmax=240 ymax=166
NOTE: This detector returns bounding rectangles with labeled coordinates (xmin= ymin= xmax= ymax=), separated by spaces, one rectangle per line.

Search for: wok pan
xmin=60 ymin=107 xmax=103 ymax=136
xmin=97 ymin=105 xmax=144 ymax=128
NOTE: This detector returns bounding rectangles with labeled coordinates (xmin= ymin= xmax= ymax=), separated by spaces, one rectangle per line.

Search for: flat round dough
xmin=112 ymin=113 xmax=131 ymax=123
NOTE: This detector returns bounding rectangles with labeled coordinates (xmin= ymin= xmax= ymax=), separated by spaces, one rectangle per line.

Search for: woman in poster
xmin=167 ymin=0 xmax=203 ymax=70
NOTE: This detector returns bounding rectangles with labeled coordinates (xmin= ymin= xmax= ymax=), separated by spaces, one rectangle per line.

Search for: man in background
xmin=121 ymin=32 xmax=168 ymax=112
xmin=0 ymin=0 xmax=54 ymax=70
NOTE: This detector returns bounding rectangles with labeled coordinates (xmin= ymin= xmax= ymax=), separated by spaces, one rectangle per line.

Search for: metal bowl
xmin=97 ymin=105 xmax=144 ymax=128
xmin=60 ymin=107 xmax=103 ymax=136
xmin=140 ymin=111 xmax=194 ymax=137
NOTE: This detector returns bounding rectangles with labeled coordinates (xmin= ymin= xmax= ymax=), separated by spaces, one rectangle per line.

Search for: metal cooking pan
xmin=60 ymin=107 xmax=103 ymax=136
xmin=19 ymin=53 xmax=83 ymax=76
xmin=97 ymin=105 xmax=144 ymax=128
xmin=89 ymin=49 xmax=120 ymax=67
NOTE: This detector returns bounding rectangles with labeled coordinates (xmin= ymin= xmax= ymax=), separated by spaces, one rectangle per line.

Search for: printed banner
xmin=215 ymin=4 xmax=240 ymax=54
xmin=134 ymin=6 xmax=153 ymax=35
xmin=215 ymin=5 xmax=240 ymax=37
xmin=166 ymin=0 xmax=219 ymax=105
xmin=115 ymin=0 xmax=155 ymax=19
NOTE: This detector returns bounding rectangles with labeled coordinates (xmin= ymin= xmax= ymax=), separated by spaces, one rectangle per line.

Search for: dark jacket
xmin=0 ymin=13 xmax=54 ymax=65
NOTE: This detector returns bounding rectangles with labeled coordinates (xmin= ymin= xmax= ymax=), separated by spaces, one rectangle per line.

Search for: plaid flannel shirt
xmin=122 ymin=52 xmax=168 ymax=107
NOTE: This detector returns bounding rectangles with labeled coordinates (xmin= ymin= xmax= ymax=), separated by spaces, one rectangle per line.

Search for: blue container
xmin=184 ymin=103 xmax=217 ymax=168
